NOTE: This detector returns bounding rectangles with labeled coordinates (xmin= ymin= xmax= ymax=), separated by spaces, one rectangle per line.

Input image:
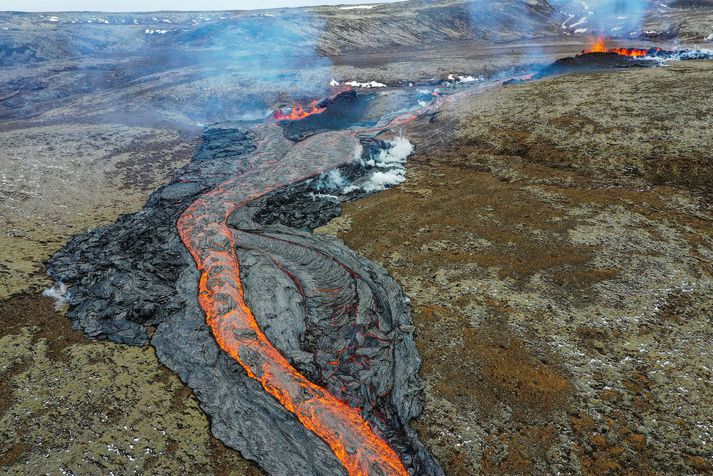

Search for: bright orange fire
xmin=590 ymin=36 xmax=608 ymax=53
xmin=585 ymin=36 xmax=660 ymax=58
xmin=274 ymin=100 xmax=326 ymax=121
xmin=176 ymin=134 xmax=409 ymax=475
xmin=609 ymin=46 xmax=657 ymax=58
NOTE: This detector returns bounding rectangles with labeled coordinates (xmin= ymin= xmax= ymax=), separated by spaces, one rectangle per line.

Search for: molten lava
xmin=177 ymin=130 xmax=409 ymax=476
xmin=274 ymin=100 xmax=326 ymax=121
xmin=585 ymin=36 xmax=661 ymax=58
xmin=590 ymin=36 xmax=608 ymax=53
xmin=610 ymin=46 xmax=660 ymax=58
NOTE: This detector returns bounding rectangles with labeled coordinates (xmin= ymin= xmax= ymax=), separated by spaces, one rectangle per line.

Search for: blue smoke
xmin=466 ymin=0 xmax=559 ymax=42
xmin=551 ymin=0 xmax=650 ymax=35
xmin=0 ymin=11 xmax=334 ymax=124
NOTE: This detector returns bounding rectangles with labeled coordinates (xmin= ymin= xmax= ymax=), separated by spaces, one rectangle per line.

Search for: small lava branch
xmin=177 ymin=190 xmax=408 ymax=474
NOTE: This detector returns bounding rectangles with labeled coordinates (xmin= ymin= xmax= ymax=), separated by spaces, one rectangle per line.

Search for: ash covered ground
xmin=1 ymin=1 xmax=713 ymax=475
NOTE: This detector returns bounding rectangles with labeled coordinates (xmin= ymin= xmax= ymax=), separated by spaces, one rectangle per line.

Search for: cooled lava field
xmin=2 ymin=1 xmax=713 ymax=475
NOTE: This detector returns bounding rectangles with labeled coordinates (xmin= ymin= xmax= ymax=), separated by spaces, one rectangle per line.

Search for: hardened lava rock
xmin=47 ymin=124 xmax=443 ymax=475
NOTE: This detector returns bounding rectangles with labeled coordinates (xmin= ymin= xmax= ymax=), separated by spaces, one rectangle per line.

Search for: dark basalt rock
xmin=521 ymin=49 xmax=713 ymax=83
xmin=535 ymin=52 xmax=655 ymax=78
xmin=47 ymin=126 xmax=256 ymax=346
xmin=280 ymin=90 xmax=376 ymax=141
xmin=46 ymin=125 xmax=443 ymax=475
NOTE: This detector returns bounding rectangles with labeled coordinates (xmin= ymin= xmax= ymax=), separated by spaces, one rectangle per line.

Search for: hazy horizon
xmin=2 ymin=0 xmax=400 ymax=13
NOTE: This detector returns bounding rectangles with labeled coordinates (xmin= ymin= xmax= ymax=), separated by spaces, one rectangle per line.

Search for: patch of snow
xmin=447 ymin=73 xmax=483 ymax=84
xmin=343 ymin=80 xmax=387 ymax=88
xmin=339 ymin=5 xmax=374 ymax=10
xmin=569 ymin=16 xmax=588 ymax=28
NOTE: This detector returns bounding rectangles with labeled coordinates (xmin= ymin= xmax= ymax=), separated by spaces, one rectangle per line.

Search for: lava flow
xmin=586 ymin=36 xmax=661 ymax=57
xmin=274 ymin=99 xmax=326 ymax=121
xmin=176 ymin=129 xmax=409 ymax=476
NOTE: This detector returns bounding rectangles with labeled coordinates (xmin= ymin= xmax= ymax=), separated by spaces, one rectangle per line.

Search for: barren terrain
xmin=318 ymin=60 xmax=713 ymax=474
xmin=1 ymin=0 xmax=713 ymax=474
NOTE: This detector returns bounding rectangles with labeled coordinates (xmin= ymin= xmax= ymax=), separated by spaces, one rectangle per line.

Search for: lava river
xmin=176 ymin=127 xmax=408 ymax=476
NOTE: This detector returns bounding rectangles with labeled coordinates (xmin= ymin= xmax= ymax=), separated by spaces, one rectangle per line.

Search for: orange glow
xmin=274 ymin=100 xmax=326 ymax=121
xmin=590 ymin=36 xmax=608 ymax=53
xmin=609 ymin=46 xmax=657 ymax=57
xmin=176 ymin=142 xmax=409 ymax=475
xmin=585 ymin=36 xmax=661 ymax=57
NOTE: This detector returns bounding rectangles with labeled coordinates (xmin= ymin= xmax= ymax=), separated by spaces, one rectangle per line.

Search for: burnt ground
xmin=317 ymin=61 xmax=713 ymax=474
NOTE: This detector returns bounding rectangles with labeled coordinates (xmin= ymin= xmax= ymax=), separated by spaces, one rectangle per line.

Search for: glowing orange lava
xmin=590 ymin=36 xmax=608 ymax=53
xmin=176 ymin=131 xmax=409 ymax=476
xmin=585 ymin=36 xmax=661 ymax=57
xmin=274 ymin=100 xmax=326 ymax=121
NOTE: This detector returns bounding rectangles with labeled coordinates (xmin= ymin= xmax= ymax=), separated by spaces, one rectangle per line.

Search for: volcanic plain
xmin=1 ymin=0 xmax=713 ymax=474
xmin=318 ymin=60 xmax=713 ymax=474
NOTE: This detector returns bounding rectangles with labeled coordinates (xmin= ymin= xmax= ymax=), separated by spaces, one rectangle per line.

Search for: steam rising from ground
xmin=345 ymin=136 xmax=414 ymax=193
xmin=42 ymin=281 xmax=69 ymax=309
xmin=465 ymin=0 xmax=652 ymax=40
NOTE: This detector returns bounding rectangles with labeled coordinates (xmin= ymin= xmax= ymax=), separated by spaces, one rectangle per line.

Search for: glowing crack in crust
xmin=176 ymin=128 xmax=409 ymax=476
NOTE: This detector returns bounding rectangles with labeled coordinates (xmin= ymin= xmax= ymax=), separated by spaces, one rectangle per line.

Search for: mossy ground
xmin=0 ymin=124 xmax=196 ymax=299
xmin=0 ymin=123 xmax=260 ymax=473
xmin=0 ymin=295 xmax=261 ymax=474
xmin=318 ymin=61 xmax=713 ymax=475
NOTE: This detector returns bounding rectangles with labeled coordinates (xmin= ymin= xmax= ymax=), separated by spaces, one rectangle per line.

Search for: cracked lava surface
xmin=176 ymin=127 xmax=408 ymax=475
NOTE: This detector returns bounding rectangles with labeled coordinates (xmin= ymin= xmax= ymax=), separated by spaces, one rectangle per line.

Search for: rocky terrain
xmin=318 ymin=60 xmax=713 ymax=474
xmin=2 ymin=0 xmax=713 ymax=474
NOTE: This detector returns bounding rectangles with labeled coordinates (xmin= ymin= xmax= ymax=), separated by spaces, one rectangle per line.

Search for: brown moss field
xmin=318 ymin=61 xmax=713 ymax=474
xmin=0 ymin=124 xmax=261 ymax=473
xmin=2 ymin=54 xmax=712 ymax=474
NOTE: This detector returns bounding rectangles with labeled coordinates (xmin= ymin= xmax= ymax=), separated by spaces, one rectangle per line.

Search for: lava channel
xmin=176 ymin=128 xmax=409 ymax=476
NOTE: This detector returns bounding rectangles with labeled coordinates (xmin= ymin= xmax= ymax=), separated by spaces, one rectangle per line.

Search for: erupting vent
xmin=274 ymin=100 xmax=327 ymax=121
xmin=585 ymin=36 xmax=662 ymax=58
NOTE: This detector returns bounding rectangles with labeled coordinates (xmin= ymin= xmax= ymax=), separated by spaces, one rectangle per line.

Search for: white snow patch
xmin=569 ymin=16 xmax=588 ymax=28
xmin=447 ymin=73 xmax=483 ymax=84
xmin=343 ymin=80 xmax=387 ymax=88
xmin=339 ymin=5 xmax=374 ymax=10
